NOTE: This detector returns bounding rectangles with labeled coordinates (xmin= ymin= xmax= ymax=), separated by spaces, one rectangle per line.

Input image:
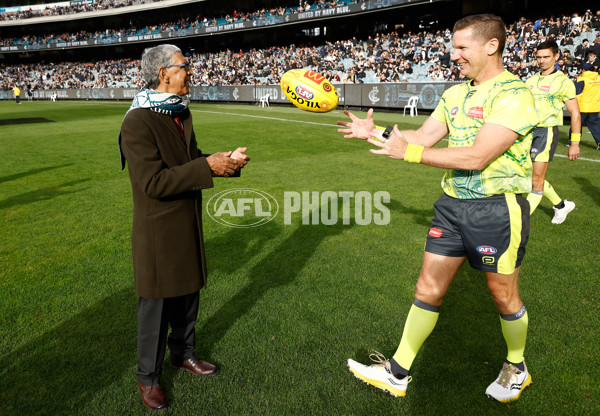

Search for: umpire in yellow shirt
xmin=338 ymin=14 xmax=538 ymax=403
xmin=525 ymin=40 xmax=581 ymax=224
xmin=13 ymin=85 xmax=21 ymax=104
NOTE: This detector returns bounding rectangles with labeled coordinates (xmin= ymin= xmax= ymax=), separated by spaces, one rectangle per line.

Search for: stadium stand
xmin=0 ymin=0 xmax=166 ymax=21
xmin=0 ymin=0 xmax=361 ymax=21
xmin=1 ymin=2 xmax=599 ymax=92
xmin=0 ymin=1 xmax=363 ymax=51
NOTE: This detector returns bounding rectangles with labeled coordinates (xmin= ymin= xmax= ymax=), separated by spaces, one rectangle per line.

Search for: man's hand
xmin=366 ymin=124 xmax=409 ymax=159
xmin=568 ymin=142 xmax=580 ymax=160
xmin=337 ymin=108 xmax=376 ymax=140
xmin=230 ymin=147 xmax=250 ymax=168
xmin=206 ymin=152 xmax=243 ymax=177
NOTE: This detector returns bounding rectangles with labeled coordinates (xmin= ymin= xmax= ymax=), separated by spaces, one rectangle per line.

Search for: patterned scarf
xmin=119 ymin=88 xmax=190 ymax=169
xmin=126 ymin=88 xmax=190 ymax=116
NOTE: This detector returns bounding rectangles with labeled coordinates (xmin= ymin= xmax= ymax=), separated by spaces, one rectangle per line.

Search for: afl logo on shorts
xmin=451 ymin=106 xmax=459 ymax=116
xmin=477 ymin=245 xmax=497 ymax=255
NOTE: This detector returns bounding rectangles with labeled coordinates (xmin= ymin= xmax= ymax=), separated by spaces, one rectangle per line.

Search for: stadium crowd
xmin=0 ymin=0 xmax=168 ymax=21
xmin=0 ymin=0 xmax=364 ymax=22
xmin=0 ymin=0 xmax=361 ymax=48
xmin=0 ymin=0 xmax=361 ymax=27
xmin=1 ymin=7 xmax=599 ymax=92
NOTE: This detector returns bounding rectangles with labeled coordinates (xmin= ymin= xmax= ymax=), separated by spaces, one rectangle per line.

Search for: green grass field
xmin=0 ymin=100 xmax=598 ymax=415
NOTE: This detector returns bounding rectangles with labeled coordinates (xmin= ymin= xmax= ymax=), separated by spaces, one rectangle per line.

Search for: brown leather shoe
xmin=137 ymin=380 xmax=169 ymax=411
xmin=170 ymin=356 xmax=219 ymax=376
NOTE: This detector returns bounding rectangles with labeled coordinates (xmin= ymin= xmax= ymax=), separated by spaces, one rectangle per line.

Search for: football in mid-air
xmin=280 ymin=69 xmax=338 ymax=113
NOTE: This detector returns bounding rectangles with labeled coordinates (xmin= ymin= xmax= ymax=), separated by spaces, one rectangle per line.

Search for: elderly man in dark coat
xmin=119 ymin=44 xmax=249 ymax=411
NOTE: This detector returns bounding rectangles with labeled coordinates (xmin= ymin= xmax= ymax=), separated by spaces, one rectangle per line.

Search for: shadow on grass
xmin=0 ymin=178 xmax=90 ymax=210
xmin=573 ymin=176 xmax=600 ymax=208
xmin=0 ymin=163 xmax=73 ymax=185
xmin=411 ymin=271 xmax=513 ymax=413
xmin=535 ymin=204 xmax=554 ymax=220
xmin=202 ymin=220 xmax=278 ymax=276
xmin=0 ymin=287 xmax=137 ymax=416
xmin=576 ymin=140 xmax=599 ymax=150
xmin=195 ymin=218 xmax=353 ymax=361
xmin=0 ymin=117 xmax=56 ymax=126
xmin=387 ymin=198 xmax=434 ymax=228
xmin=352 ymin=264 xmax=514 ymax=411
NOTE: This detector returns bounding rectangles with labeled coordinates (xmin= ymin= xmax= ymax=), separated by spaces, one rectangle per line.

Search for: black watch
xmin=382 ymin=125 xmax=393 ymax=141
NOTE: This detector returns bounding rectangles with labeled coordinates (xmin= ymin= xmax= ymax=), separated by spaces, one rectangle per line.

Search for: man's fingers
xmin=344 ymin=110 xmax=358 ymax=121
xmin=367 ymin=137 xmax=385 ymax=147
xmin=368 ymin=129 xmax=384 ymax=141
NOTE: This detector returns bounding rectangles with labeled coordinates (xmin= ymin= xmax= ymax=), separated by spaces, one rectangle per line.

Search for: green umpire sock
xmin=392 ymin=299 xmax=440 ymax=372
xmin=500 ymin=305 xmax=528 ymax=365
xmin=527 ymin=191 xmax=543 ymax=214
xmin=543 ymin=180 xmax=562 ymax=206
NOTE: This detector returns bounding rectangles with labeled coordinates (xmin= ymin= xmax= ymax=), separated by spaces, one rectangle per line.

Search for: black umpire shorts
xmin=531 ymin=126 xmax=560 ymax=163
xmin=425 ymin=193 xmax=530 ymax=274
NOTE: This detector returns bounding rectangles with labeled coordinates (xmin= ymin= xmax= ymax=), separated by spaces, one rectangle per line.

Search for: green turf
xmin=0 ymin=100 xmax=598 ymax=415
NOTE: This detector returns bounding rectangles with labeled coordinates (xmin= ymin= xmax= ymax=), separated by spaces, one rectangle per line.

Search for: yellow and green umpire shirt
xmin=431 ymin=70 xmax=538 ymax=199
xmin=525 ymin=69 xmax=576 ymax=127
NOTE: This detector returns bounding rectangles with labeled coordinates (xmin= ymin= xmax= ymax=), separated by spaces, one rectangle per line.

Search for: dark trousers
xmin=137 ymin=291 xmax=199 ymax=385
xmin=569 ymin=112 xmax=600 ymax=145
xmin=582 ymin=112 xmax=600 ymax=145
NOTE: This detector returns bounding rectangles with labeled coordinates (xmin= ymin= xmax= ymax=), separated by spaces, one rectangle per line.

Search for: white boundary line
xmin=192 ymin=109 xmax=337 ymax=127
xmin=195 ymin=109 xmax=600 ymax=163
xmin=554 ymin=154 xmax=598 ymax=162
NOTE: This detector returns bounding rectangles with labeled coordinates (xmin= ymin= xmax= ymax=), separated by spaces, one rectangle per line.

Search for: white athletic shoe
xmin=551 ymin=200 xmax=575 ymax=224
xmin=485 ymin=361 xmax=532 ymax=402
xmin=347 ymin=352 xmax=411 ymax=397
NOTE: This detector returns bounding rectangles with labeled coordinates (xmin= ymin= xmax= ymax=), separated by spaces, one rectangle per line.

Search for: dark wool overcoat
xmin=120 ymin=108 xmax=214 ymax=298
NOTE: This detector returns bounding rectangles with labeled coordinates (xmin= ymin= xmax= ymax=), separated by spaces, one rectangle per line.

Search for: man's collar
xmin=540 ymin=68 xmax=559 ymax=77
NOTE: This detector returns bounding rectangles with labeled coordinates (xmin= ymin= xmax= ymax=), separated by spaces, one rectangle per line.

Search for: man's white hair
xmin=141 ymin=44 xmax=182 ymax=89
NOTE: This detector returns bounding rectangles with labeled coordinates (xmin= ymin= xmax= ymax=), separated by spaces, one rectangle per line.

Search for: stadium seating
xmin=1 ymin=3 xmax=599 ymax=91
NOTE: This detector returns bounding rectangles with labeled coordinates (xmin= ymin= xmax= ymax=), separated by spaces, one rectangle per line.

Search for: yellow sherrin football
xmin=280 ymin=69 xmax=338 ymax=113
